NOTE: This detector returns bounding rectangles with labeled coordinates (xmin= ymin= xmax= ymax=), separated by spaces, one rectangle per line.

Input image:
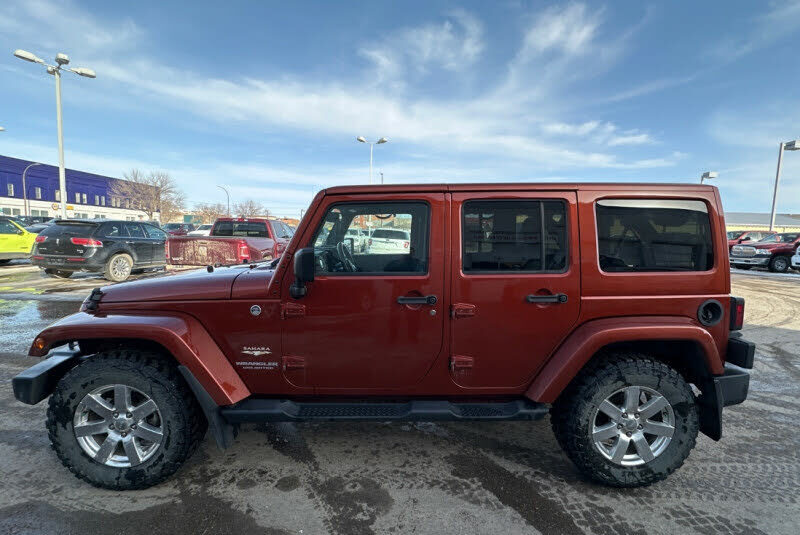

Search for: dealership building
xmin=0 ymin=154 xmax=158 ymax=221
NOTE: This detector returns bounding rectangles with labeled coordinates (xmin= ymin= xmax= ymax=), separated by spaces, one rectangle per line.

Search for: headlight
xmin=755 ymin=249 xmax=772 ymax=256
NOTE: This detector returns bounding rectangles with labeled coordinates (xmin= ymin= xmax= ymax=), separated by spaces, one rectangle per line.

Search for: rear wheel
xmin=46 ymin=350 xmax=207 ymax=490
xmin=44 ymin=268 xmax=73 ymax=278
xmin=552 ymin=354 xmax=698 ymax=487
xmin=105 ymin=253 xmax=133 ymax=282
xmin=769 ymin=255 xmax=790 ymax=273
xmin=0 ymin=259 xmax=11 ymax=265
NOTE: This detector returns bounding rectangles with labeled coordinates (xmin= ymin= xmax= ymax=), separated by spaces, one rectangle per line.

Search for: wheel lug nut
xmin=638 ymin=425 xmax=643 ymax=430
xmin=626 ymin=432 xmax=632 ymax=437
xmin=634 ymin=413 xmax=639 ymax=418
xmin=113 ymin=412 xmax=119 ymax=418
xmin=121 ymin=432 xmax=127 ymax=437
xmin=126 ymin=412 xmax=132 ymax=418
xmin=108 ymin=423 xmax=114 ymax=429
xmin=617 ymin=424 xmax=623 ymax=429
xmin=131 ymin=424 xmax=137 ymax=429
xmin=622 ymin=413 xmax=628 ymax=418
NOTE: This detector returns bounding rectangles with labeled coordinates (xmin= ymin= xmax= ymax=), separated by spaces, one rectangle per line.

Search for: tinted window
xmin=213 ymin=221 xmax=268 ymax=237
xmin=144 ymin=225 xmax=167 ymax=239
xmin=100 ymin=222 xmax=129 ymax=238
xmin=311 ymin=202 xmax=429 ymax=274
xmin=462 ymin=200 xmax=567 ymax=272
xmin=371 ymin=229 xmax=409 ymax=240
xmin=125 ymin=223 xmax=145 ymax=238
xmin=596 ymin=199 xmax=713 ymax=272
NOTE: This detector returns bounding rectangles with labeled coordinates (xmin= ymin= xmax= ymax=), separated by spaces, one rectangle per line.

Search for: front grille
xmin=731 ymin=245 xmax=756 ymax=257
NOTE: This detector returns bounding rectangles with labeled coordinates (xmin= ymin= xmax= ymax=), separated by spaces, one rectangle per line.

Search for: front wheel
xmin=551 ymin=354 xmax=699 ymax=487
xmin=46 ymin=350 xmax=206 ymax=490
xmin=769 ymin=255 xmax=790 ymax=273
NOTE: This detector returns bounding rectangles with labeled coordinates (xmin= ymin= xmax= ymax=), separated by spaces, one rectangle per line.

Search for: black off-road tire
xmin=46 ymin=350 xmax=207 ymax=490
xmin=551 ymin=353 xmax=699 ymax=487
xmin=768 ymin=255 xmax=790 ymax=273
xmin=43 ymin=268 xmax=73 ymax=278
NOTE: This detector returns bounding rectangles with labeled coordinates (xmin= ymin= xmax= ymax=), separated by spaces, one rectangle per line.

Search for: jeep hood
xmin=99 ymin=266 xmax=273 ymax=303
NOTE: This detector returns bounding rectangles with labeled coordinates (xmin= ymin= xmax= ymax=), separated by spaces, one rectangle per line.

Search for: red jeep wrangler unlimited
xmin=13 ymin=183 xmax=754 ymax=490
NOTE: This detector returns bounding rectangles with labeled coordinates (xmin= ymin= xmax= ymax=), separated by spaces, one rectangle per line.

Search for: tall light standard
xmin=700 ymin=171 xmax=718 ymax=184
xmin=14 ymin=50 xmax=96 ymax=219
xmin=356 ymin=136 xmax=388 ymax=184
xmin=770 ymin=140 xmax=800 ymax=231
xmin=22 ymin=162 xmax=42 ymax=216
xmin=217 ymin=185 xmax=231 ymax=216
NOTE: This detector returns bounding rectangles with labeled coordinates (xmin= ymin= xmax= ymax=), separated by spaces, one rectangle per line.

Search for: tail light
xmin=70 ymin=237 xmax=103 ymax=247
xmin=237 ymin=241 xmax=250 ymax=263
xmin=35 ymin=235 xmax=47 ymax=243
xmin=403 ymin=241 xmax=409 ymax=249
xmin=730 ymin=297 xmax=745 ymax=331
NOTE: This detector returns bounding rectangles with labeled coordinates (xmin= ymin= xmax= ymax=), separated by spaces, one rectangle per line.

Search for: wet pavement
xmin=0 ymin=269 xmax=798 ymax=534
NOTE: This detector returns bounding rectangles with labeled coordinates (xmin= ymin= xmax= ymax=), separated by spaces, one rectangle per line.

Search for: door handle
xmin=397 ymin=295 xmax=437 ymax=305
xmin=526 ymin=293 xmax=568 ymax=304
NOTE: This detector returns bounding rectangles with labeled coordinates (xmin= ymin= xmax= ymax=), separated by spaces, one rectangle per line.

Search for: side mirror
xmin=290 ymin=247 xmax=315 ymax=299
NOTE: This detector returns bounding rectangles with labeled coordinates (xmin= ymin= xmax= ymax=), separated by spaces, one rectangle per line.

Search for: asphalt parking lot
xmin=0 ymin=264 xmax=798 ymax=535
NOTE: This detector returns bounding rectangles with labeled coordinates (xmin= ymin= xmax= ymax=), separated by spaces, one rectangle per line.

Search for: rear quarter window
xmin=595 ymin=199 xmax=713 ymax=272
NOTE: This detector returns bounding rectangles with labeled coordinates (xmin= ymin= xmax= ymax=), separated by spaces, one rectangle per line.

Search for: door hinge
xmin=451 ymin=303 xmax=476 ymax=319
xmin=282 ymin=355 xmax=305 ymax=371
xmin=281 ymin=302 xmax=306 ymax=319
xmin=450 ymin=355 xmax=474 ymax=371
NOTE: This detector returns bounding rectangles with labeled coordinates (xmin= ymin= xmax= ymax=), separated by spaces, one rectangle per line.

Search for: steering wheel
xmin=336 ymin=241 xmax=357 ymax=272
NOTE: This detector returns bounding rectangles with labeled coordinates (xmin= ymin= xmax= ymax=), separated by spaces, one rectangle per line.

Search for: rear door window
xmin=595 ymin=199 xmax=713 ymax=272
xmin=125 ymin=223 xmax=146 ymax=238
xmin=462 ymin=200 xmax=567 ymax=272
xmin=100 ymin=222 xmax=129 ymax=238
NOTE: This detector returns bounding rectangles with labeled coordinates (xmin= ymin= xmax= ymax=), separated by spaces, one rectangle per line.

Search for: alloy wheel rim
xmin=590 ymin=386 xmax=675 ymax=467
xmin=111 ymin=257 xmax=131 ymax=279
xmin=73 ymin=384 xmax=163 ymax=468
xmin=774 ymin=258 xmax=787 ymax=270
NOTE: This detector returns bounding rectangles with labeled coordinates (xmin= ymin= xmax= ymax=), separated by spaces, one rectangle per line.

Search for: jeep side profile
xmin=12 ymin=183 xmax=754 ymax=490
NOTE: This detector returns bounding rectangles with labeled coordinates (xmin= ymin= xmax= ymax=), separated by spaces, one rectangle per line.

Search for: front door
xmin=449 ymin=192 xmax=581 ymax=389
xmin=0 ymin=219 xmax=27 ymax=256
xmin=281 ymin=194 xmax=446 ymax=391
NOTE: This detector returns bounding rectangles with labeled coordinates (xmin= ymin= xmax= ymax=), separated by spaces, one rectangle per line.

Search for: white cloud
xmin=707 ymin=1 xmax=800 ymax=60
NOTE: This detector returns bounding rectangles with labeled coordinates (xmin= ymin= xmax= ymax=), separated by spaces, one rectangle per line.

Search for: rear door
xmin=123 ymin=223 xmax=152 ymax=264
xmin=449 ymin=192 xmax=581 ymax=389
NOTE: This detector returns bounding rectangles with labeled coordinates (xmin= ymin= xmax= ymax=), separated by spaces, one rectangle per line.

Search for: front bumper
xmin=729 ymin=256 xmax=770 ymax=266
xmin=791 ymin=254 xmax=800 ymax=268
xmin=12 ymin=349 xmax=81 ymax=405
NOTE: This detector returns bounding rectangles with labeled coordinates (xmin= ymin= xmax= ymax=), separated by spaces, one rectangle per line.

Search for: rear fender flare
xmin=29 ymin=311 xmax=250 ymax=405
xmin=525 ymin=316 xmax=723 ymax=403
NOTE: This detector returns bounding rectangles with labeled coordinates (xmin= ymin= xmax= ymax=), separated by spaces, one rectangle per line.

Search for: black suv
xmin=32 ymin=220 xmax=168 ymax=282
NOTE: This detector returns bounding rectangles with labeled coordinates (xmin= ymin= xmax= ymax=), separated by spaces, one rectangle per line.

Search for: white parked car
xmin=188 ymin=224 xmax=213 ymax=236
xmin=367 ymin=228 xmax=410 ymax=254
xmin=346 ymin=228 xmax=370 ymax=252
xmin=791 ymin=246 xmax=800 ymax=270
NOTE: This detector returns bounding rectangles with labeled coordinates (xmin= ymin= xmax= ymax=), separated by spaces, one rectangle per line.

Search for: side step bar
xmin=220 ymin=398 xmax=548 ymax=423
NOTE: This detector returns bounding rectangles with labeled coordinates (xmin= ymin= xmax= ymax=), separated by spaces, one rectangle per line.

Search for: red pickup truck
xmin=167 ymin=217 xmax=292 ymax=266
xmin=13 ymin=183 xmax=753 ymax=490
xmin=729 ymin=232 xmax=800 ymax=272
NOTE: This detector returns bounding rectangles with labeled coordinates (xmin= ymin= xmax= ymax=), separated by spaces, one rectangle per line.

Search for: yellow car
xmin=0 ymin=216 xmax=37 ymax=264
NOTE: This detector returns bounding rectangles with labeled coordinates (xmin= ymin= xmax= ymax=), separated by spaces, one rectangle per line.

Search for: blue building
xmin=0 ymin=154 xmax=158 ymax=221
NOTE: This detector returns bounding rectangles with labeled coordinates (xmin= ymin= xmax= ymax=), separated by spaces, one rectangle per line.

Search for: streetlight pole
xmin=356 ymin=136 xmax=388 ymax=184
xmin=217 ymin=185 xmax=230 ymax=216
xmin=700 ymin=171 xmax=717 ymax=185
xmin=22 ymin=162 xmax=42 ymax=217
xmin=770 ymin=140 xmax=800 ymax=231
xmin=380 ymin=171 xmax=384 ymax=184
xmin=14 ymin=50 xmax=95 ymax=219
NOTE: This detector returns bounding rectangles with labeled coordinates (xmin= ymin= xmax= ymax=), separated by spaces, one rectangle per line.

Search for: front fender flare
xmin=29 ymin=311 xmax=250 ymax=406
xmin=526 ymin=316 xmax=723 ymax=404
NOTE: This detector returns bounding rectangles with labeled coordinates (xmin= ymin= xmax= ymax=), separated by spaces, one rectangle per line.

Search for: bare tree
xmin=194 ymin=202 xmax=228 ymax=224
xmin=233 ymin=199 xmax=270 ymax=218
xmin=112 ymin=169 xmax=186 ymax=222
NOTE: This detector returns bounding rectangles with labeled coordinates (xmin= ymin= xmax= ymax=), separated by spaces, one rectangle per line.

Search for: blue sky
xmin=1 ymin=0 xmax=800 ymax=217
